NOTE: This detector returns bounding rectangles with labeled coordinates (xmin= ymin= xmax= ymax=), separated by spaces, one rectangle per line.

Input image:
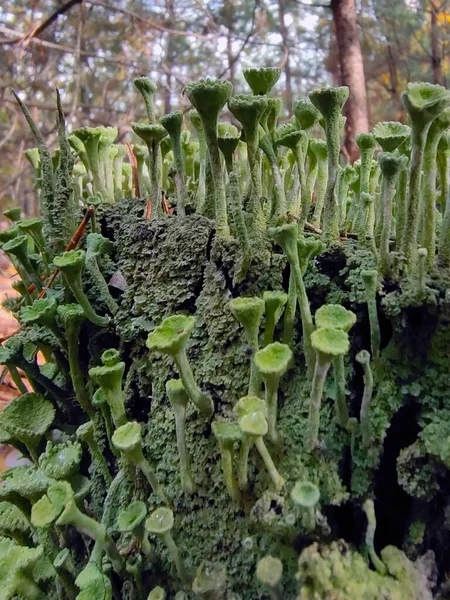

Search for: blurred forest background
xmin=1 ymin=0 xmax=450 ymax=215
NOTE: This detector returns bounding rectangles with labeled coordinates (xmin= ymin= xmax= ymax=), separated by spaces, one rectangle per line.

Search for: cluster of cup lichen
xmin=0 ymin=69 xmax=449 ymax=599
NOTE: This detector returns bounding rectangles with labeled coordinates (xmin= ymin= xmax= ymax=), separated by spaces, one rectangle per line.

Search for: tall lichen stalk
xmin=1 ymin=74 xmax=450 ymax=600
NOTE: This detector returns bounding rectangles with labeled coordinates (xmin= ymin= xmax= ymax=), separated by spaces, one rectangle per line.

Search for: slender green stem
xmin=203 ymin=121 xmax=230 ymax=237
xmin=70 ymin=509 xmax=124 ymax=575
xmin=265 ymin=377 xmax=281 ymax=445
xmin=8 ymin=364 xmax=27 ymax=394
xmin=359 ymin=361 xmax=374 ymax=449
xmin=402 ymin=122 xmax=429 ymax=267
xmin=66 ymin=321 xmax=94 ymax=417
xmin=395 ymin=168 xmax=408 ymax=252
xmin=292 ymin=260 xmax=314 ymax=377
xmin=237 ymin=437 xmax=253 ymax=490
xmin=332 ymin=355 xmax=349 ymax=428
xmin=173 ymin=405 xmax=195 ymax=494
xmin=62 ymin=272 xmax=109 ymax=328
xmin=311 ymin=158 xmax=327 ymax=228
xmin=174 ymin=350 xmax=213 ymax=418
xmin=379 ymin=178 xmax=396 ymax=276
xmin=219 ymin=444 xmax=241 ymax=503
xmin=306 ymin=353 xmax=331 ymax=452
xmin=282 ymin=270 xmax=296 ymax=347
xmin=136 ymin=456 xmax=169 ymax=506
xmin=254 ymin=436 xmax=284 ymax=490
xmin=85 ymin=254 xmax=118 ymax=314
xmin=422 ymin=125 xmax=446 ymax=265
xmin=162 ymin=531 xmax=188 ymax=583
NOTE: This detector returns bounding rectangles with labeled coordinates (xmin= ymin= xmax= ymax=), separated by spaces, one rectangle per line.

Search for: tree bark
xmin=330 ymin=0 xmax=369 ymax=163
xmin=430 ymin=0 xmax=442 ymax=85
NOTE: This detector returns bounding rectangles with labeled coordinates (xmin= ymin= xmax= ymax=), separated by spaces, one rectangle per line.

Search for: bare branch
xmin=87 ymin=1 xmax=213 ymax=40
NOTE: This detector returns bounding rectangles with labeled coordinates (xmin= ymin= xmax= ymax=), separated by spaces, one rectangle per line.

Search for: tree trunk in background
xmin=430 ymin=0 xmax=442 ymax=85
xmin=278 ymin=0 xmax=292 ymax=108
xmin=330 ymin=0 xmax=369 ymax=163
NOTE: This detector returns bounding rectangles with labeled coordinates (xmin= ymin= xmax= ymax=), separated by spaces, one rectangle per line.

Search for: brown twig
xmin=20 ymin=0 xmax=83 ymax=49
xmin=145 ymin=196 xmax=152 ymax=219
xmin=87 ymin=1 xmax=212 ymax=40
xmin=36 ymin=205 xmax=95 ymax=300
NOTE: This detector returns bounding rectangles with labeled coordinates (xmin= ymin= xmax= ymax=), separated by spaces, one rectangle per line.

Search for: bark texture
xmin=331 ymin=0 xmax=369 ymax=162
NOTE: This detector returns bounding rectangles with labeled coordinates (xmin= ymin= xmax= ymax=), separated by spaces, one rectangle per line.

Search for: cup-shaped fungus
xmin=421 ymin=108 xmax=450 ymax=264
xmin=184 ymin=79 xmax=233 ymax=237
xmin=85 ymin=233 xmax=118 ymax=314
xmin=228 ymin=95 xmax=268 ymax=238
xmin=57 ymin=303 xmax=93 ymax=417
xmin=309 ymin=86 xmax=349 ymax=242
xmin=268 ymin=222 xmax=314 ymax=374
xmin=76 ymin=421 xmax=112 ymax=485
xmin=20 ymin=297 xmax=65 ymax=348
xmin=145 ymin=507 xmax=187 ymax=582
xmin=3 ymin=234 xmax=41 ymax=290
xmin=4 ymin=207 xmax=22 ymax=222
xmin=192 ymin=561 xmax=227 ymax=599
xmin=72 ymin=127 xmax=105 ymax=196
xmin=243 ymin=67 xmax=281 ymax=96
xmin=131 ymin=123 xmax=168 ymax=217
xmin=307 ymin=327 xmax=350 ymax=451
xmin=229 ymin=296 xmax=265 ymax=396
xmin=112 ymin=421 xmax=168 ymax=505
xmin=39 ymin=440 xmax=82 ymax=480
xmin=32 ymin=481 xmax=124 ymax=575
xmin=160 ymin=111 xmax=187 ymax=216
xmin=254 ymin=342 xmax=293 ymax=445
xmin=263 ymin=291 xmax=288 ymax=346
xmin=377 ymin=152 xmax=405 ymax=276
xmin=290 ymin=481 xmax=320 ymax=531
xmin=0 ymin=501 xmax=32 ymax=546
xmin=314 ymin=304 xmax=356 ymax=428
xmin=166 ymin=379 xmax=195 ymax=494
xmin=401 ymin=82 xmax=450 ymax=265
xmin=293 ymin=100 xmax=321 ymax=132
xmin=148 ymin=587 xmax=167 ymax=600
xmin=256 ymin=555 xmax=283 ymax=600
xmin=234 ymin=396 xmax=267 ymax=489
xmin=212 ymin=420 xmax=242 ymax=503
xmin=134 ymin=76 xmax=157 ymax=122
xmin=0 ymin=537 xmax=47 ymax=599
xmin=356 ymin=133 xmax=377 ymax=199
xmin=276 ymin=124 xmax=308 ymax=220
xmin=0 ymin=392 xmax=55 ymax=462
xmin=239 ymin=411 xmax=284 ymax=490
xmin=17 ymin=217 xmax=45 ymax=254
xmin=53 ymin=250 xmax=109 ymax=327
xmin=372 ymin=121 xmax=410 ymax=152
xmin=117 ymin=501 xmax=152 ymax=556
xmin=218 ymin=131 xmax=240 ymax=174
xmin=147 ymin=315 xmax=213 ymax=418
xmin=89 ymin=348 xmax=127 ymax=427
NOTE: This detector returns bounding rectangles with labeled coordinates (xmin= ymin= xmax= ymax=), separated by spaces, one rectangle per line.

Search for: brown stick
xmin=36 ymin=205 xmax=95 ymax=299
xmin=125 ymin=141 xmax=140 ymax=198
